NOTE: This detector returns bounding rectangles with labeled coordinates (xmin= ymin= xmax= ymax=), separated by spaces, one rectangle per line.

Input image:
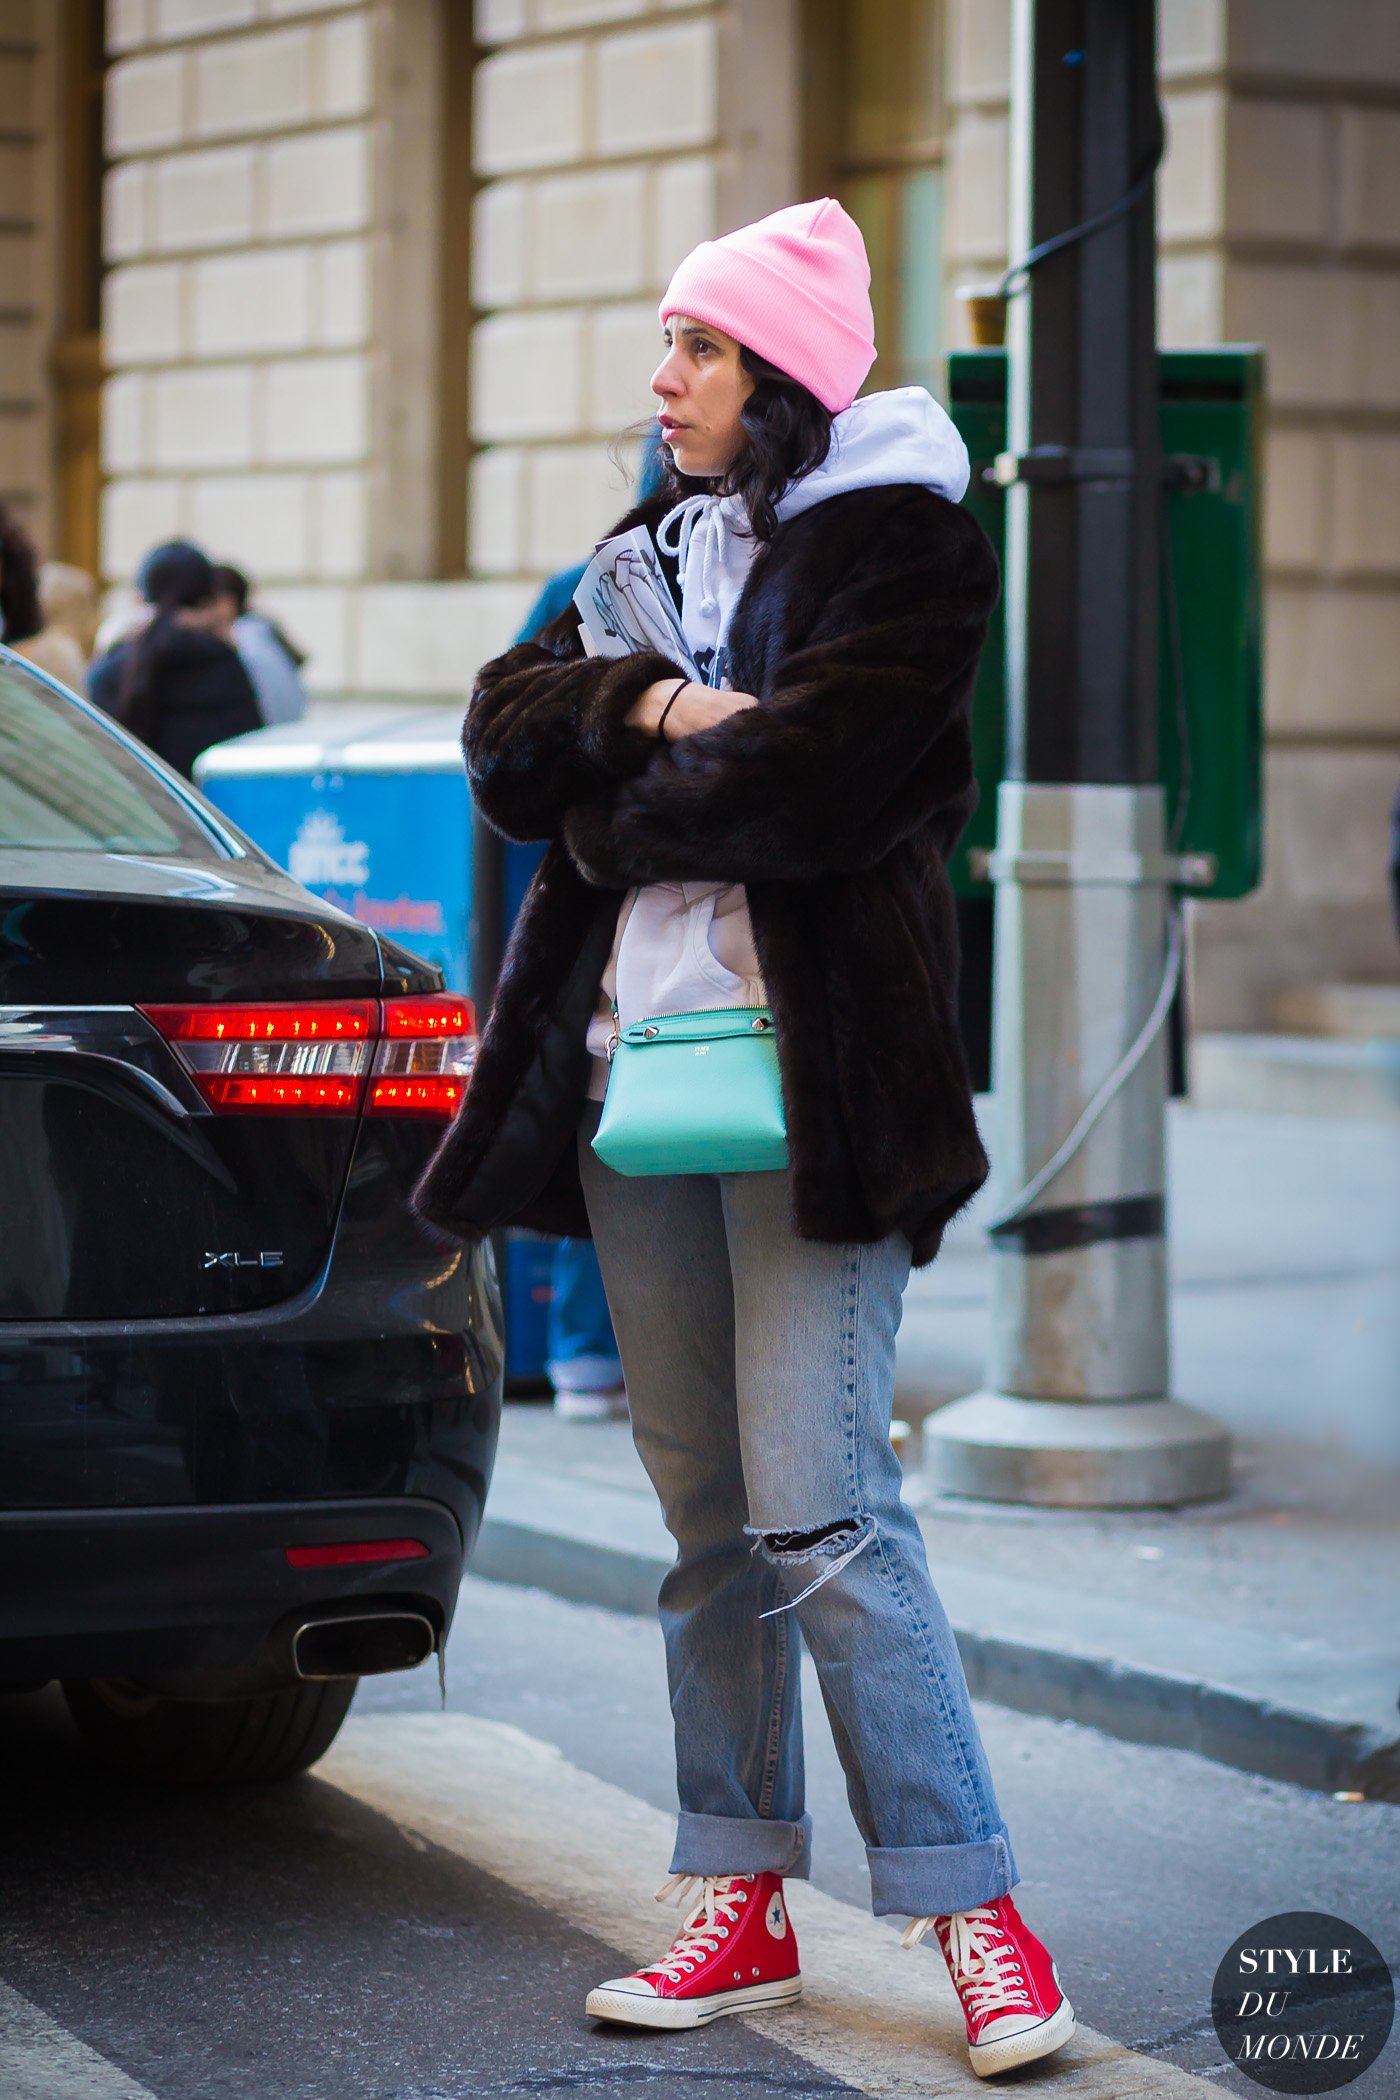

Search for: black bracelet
xmin=657 ymin=677 xmax=688 ymax=738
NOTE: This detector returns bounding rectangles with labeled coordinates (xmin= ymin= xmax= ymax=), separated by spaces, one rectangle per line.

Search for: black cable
xmin=996 ymin=103 xmax=1167 ymax=300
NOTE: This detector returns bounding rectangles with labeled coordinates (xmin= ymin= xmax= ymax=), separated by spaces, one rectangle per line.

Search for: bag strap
xmin=619 ymin=1008 xmax=774 ymax=1048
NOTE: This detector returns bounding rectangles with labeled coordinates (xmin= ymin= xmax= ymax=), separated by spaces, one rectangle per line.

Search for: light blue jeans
xmin=575 ymin=1096 xmax=1018 ymax=1918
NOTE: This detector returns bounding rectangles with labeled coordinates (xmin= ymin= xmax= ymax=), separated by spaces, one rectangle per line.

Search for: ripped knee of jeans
xmin=747 ymin=1512 xmax=878 ymax=1618
xmin=760 ymin=1518 xmax=863 ymax=1559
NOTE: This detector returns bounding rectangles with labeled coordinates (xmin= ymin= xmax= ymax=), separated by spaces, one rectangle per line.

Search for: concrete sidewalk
xmin=474 ymin=1100 xmax=1400 ymax=1802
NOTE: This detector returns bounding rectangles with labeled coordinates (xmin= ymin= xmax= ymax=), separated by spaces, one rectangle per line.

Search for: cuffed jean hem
xmin=670 ymin=1810 xmax=813 ymax=1881
xmin=867 ymin=1831 xmax=1018 ymax=1918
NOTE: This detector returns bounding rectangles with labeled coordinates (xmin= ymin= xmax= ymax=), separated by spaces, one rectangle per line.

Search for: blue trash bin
xmin=195 ymin=700 xmax=553 ymax=1389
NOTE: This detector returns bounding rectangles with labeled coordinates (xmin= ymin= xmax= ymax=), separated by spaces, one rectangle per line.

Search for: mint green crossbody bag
xmin=591 ymin=1005 xmax=789 ymax=1176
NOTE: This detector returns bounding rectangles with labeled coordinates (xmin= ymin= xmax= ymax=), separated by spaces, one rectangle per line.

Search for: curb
xmin=951 ymin=1630 xmax=1400 ymax=1803
xmin=472 ymin=1471 xmax=1400 ymax=1805
xmin=474 ymin=1515 xmax=667 ymax=1622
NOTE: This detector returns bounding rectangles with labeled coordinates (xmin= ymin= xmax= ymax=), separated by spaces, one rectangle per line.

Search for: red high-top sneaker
xmin=904 ymin=1895 xmax=1075 ymax=2077
xmin=586 ymin=1871 xmax=801 ymax=2030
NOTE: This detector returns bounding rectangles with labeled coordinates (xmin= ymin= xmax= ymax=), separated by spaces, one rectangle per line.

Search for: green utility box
xmin=946 ymin=347 xmax=1264 ymax=902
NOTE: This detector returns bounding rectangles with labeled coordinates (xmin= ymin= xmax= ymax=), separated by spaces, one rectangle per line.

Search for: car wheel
xmin=61 ymin=1675 xmax=358 ymax=1784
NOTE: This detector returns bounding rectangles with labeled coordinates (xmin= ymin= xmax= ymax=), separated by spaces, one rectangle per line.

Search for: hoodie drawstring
xmin=654 ymin=491 xmax=711 ymax=576
xmin=655 ymin=493 xmax=755 ymax=669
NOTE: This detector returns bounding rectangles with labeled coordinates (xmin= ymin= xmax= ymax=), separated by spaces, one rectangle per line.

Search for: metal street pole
xmin=923 ymin=0 xmax=1230 ymax=1505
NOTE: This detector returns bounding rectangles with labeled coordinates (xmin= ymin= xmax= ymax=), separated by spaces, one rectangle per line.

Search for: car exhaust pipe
xmin=291 ymin=1609 xmax=436 ymax=1681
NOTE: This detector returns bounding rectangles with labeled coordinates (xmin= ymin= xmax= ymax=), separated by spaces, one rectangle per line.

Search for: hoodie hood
xmin=777 ymin=384 xmax=969 ymax=519
xmin=655 ymin=386 xmax=969 ymax=683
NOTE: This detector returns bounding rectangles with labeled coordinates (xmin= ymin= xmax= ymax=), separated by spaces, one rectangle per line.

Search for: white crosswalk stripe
xmin=321 ymin=1711 xmax=1220 ymax=2100
xmin=0 ymin=1983 xmax=156 ymax=2100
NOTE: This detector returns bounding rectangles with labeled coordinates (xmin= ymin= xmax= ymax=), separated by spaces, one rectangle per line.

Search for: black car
xmin=0 ymin=646 xmax=503 ymax=1782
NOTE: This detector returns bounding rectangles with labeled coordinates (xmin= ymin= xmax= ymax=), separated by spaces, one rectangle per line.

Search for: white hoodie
xmin=583 ymin=386 xmax=970 ymax=1102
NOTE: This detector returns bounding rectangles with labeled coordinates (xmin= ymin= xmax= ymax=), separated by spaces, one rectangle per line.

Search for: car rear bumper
xmin=0 ymin=1172 xmax=505 ymax=1523
xmin=0 ymin=1497 xmax=466 ymax=1693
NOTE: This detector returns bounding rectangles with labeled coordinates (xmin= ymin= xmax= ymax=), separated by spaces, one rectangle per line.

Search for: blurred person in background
xmin=210 ymin=563 xmax=308 ymax=727
xmin=88 ymin=539 xmax=260 ymax=779
xmin=545 ymin=1237 xmax=627 ymax=1420
xmin=0 ymin=501 xmax=89 ymax=691
xmin=38 ymin=561 xmax=101 ymax=670
xmin=92 ymin=585 xmax=153 ymax=660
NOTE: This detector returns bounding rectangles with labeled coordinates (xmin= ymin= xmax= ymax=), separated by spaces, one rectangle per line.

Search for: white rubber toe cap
xmin=969 ymin=1995 xmax=1076 ymax=2077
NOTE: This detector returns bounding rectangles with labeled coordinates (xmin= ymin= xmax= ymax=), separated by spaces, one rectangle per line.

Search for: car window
xmin=0 ymin=653 xmax=231 ymax=857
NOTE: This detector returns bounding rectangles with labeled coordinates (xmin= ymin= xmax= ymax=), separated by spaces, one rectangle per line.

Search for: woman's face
xmin=651 ymin=316 xmax=755 ymax=480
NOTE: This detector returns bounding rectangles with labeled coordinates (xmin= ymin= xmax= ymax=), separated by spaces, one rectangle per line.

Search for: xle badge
xmin=765 ymin=1893 xmax=787 ymax=1940
xmin=203 ymin=1251 xmax=285 ymax=1269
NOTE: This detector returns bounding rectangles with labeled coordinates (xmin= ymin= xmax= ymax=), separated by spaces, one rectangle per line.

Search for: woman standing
xmin=416 ymin=199 xmax=1073 ymax=2080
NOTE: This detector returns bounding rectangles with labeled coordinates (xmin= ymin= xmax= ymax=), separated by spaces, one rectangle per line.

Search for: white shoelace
xmin=641 ymin=1872 xmax=752 ymax=1983
xmin=901 ymin=1906 xmax=1033 ymax=2017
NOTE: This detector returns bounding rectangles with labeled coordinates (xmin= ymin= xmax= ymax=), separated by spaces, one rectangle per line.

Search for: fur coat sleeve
xmin=561 ymin=488 xmax=998 ymax=888
xmin=463 ymin=628 xmax=685 ymax=844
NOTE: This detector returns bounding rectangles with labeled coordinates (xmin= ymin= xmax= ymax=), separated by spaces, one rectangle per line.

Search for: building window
xmin=804 ymin=0 xmax=944 ymax=397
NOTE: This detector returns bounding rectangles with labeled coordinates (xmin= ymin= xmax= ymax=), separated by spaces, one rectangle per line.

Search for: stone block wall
xmin=97 ymin=0 xmax=537 ymax=692
xmin=99 ymin=1 xmax=377 ymax=600
xmin=942 ymin=0 xmax=1400 ymax=1024
xmin=93 ymin=0 xmax=792 ymax=690
xmin=1212 ymin=4 xmax=1400 ymax=1015
xmin=466 ymin=0 xmax=797 ymax=579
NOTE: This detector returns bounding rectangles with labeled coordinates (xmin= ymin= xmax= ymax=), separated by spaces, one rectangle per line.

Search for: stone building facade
xmin=5 ymin=0 xmax=1400 ymax=1025
xmin=944 ymin=0 xmax=1400 ymax=1022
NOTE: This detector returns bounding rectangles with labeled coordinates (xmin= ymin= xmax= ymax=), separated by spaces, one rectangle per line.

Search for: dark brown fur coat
xmin=412 ymin=480 xmax=999 ymax=1268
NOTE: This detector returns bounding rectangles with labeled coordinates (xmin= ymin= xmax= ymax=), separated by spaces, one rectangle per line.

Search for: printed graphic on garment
xmin=573 ymin=526 xmax=701 ymax=682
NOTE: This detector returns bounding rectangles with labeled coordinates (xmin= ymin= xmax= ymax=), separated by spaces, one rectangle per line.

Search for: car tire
xmin=61 ymin=1675 xmax=358 ymax=1784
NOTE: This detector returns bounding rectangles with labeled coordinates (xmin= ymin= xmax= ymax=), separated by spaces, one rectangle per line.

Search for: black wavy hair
xmin=652 ymin=345 xmax=835 ymax=541
xmin=0 ymin=501 xmax=44 ymax=645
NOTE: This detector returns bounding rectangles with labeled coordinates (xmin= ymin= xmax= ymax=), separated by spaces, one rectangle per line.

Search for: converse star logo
xmin=765 ymin=1893 xmax=787 ymax=1939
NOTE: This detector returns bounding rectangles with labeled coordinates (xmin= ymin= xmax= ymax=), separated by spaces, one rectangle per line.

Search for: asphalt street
xmin=2 ymin=1574 xmax=1396 ymax=2099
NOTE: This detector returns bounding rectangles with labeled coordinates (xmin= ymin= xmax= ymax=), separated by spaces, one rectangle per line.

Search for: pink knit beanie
xmin=659 ymin=198 xmax=877 ymax=415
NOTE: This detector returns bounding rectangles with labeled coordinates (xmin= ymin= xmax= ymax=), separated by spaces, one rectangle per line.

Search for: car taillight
xmin=368 ymin=994 xmax=478 ymax=1117
xmin=139 ymin=994 xmax=478 ymax=1116
xmin=139 ymin=1001 xmax=377 ymax=1112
